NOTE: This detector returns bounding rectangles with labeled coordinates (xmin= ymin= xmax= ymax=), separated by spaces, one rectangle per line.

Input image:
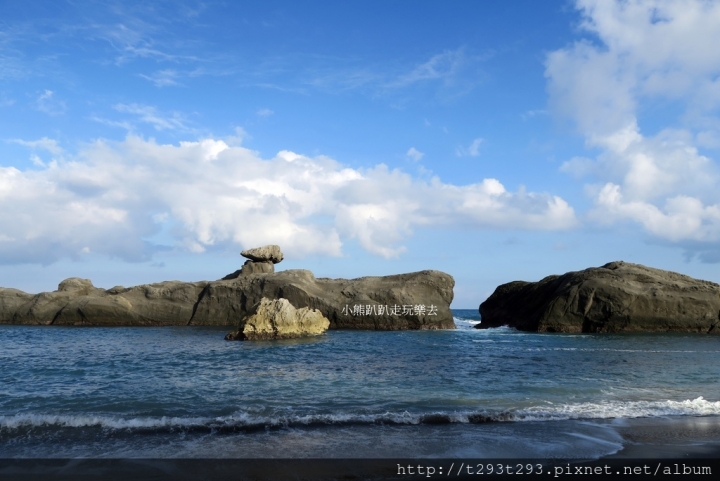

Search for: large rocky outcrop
xmin=478 ymin=261 xmax=720 ymax=333
xmin=0 ymin=269 xmax=455 ymax=329
xmin=225 ymin=298 xmax=330 ymax=340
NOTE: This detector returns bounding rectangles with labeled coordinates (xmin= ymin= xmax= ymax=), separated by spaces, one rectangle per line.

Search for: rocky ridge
xmin=0 ymin=246 xmax=455 ymax=330
xmin=478 ymin=261 xmax=720 ymax=333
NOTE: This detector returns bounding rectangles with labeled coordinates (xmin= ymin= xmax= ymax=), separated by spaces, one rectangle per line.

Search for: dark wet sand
xmin=603 ymin=416 xmax=720 ymax=459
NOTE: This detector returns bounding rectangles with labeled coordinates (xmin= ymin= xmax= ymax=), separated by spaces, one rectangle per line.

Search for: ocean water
xmin=1 ymin=309 xmax=720 ymax=459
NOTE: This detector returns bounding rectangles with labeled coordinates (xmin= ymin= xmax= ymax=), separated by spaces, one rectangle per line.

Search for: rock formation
xmin=241 ymin=245 xmax=284 ymax=263
xmin=224 ymin=297 xmax=330 ymax=340
xmin=0 ymin=265 xmax=455 ymax=330
xmin=221 ymin=245 xmax=284 ymax=279
xmin=240 ymin=259 xmax=274 ymax=275
xmin=478 ymin=261 xmax=720 ymax=333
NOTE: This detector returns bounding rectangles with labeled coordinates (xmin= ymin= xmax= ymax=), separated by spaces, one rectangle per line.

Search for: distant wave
xmin=2 ymin=397 xmax=719 ymax=435
xmin=453 ymin=316 xmax=480 ymax=326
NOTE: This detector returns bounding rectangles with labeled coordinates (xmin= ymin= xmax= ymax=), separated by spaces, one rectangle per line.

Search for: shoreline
xmin=600 ymin=415 xmax=720 ymax=459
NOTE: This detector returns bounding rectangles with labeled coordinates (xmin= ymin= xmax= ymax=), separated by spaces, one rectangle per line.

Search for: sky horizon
xmin=2 ymin=0 xmax=720 ymax=307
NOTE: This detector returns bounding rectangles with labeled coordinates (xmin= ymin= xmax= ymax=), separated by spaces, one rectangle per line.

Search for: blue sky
xmin=2 ymin=0 xmax=720 ymax=307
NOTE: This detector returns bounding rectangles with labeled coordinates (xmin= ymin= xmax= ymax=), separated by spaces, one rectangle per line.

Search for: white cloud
xmin=90 ymin=116 xmax=135 ymax=131
xmin=35 ymin=90 xmax=66 ymax=116
xmin=592 ymin=183 xmax=720 ymax=242
xmin=9 ymin=137 xmax=64 ymax=155
xmin=548 ymin=0 xmax=720 ymax=136
xmin=0 ymin=135 xmax=577 ymax=264
xmin=548 ymin=0 xmax=720 ymax=251
xmin=97 ymin=21 xmax=200 ymax=66
xmin=390 ymin=48 xmax=491 ymax=89
xmin=113 ymin=103 xmax=194 ymax=132
xmin=257 ymin=108 xmax=274 ymax=118
xmin=406 ymin=147 xmax=424 ymax=162
xmin=393 ymin=49 xmax=465 ymax=86
xmin=455 ymin=138 xmax=483 ymax=157
xmin=139 ymin=69 xmax=180 ymax=87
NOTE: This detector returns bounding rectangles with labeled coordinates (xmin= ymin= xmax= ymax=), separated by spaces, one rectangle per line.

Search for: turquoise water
xmin=1 ymin=309 xmax=720 ymax=458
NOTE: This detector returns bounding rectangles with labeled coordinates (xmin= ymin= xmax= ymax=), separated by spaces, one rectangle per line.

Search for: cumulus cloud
xmin=593 ymin=183 xmax=720 ymax=242
xmin=547 ymin=0 xmax=720 ymax=255
xmin=0 ymin=135 xmax=577 ymax=264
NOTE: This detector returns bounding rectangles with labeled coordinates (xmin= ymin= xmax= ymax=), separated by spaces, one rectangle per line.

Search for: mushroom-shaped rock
xmin=225 ymin=297 xmax=329 ymax=341
xmin=241 ymin=245 xmax=284 ymax=264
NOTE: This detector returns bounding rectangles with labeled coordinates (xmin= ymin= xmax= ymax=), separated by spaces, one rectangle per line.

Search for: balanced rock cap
xmin=241 ymin=245 xmax=284 ymax=264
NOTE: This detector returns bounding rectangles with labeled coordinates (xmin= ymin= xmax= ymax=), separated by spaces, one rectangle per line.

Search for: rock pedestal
xmin=225 ymin=297 xmax=330 ymax=341
xmin=240 ymin=260 xmax=274 ymax=275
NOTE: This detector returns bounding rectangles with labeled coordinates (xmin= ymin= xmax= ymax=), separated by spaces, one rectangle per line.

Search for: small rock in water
xmin=225 ymin=297 xmax=330 ymax=341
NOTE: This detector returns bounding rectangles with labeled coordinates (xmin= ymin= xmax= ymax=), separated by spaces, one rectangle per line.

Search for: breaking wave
xmin=2 ymin=397 xmax=719 ymax=435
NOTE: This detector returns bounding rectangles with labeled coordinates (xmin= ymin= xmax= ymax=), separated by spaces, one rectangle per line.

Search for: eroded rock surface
xmin=478 ymin=261 xmax=720 ymax=333
xmin=225 ymin=298 xmax=329 ymax=340
xmin=0 ymin=269 xmax=455 ymax=330
xmin=241 ymin=245 xmax=283 ymax=264
xmin=240 ymin=260 xmax=274 ymax=275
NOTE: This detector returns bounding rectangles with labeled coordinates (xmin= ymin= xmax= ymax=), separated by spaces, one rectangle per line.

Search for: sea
xmin=2 ymin=309 xmax=720 ymax=465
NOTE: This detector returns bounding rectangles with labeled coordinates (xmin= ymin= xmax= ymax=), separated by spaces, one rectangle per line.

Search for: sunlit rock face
xmin=224 ymin=297 xmax=330 ymax=341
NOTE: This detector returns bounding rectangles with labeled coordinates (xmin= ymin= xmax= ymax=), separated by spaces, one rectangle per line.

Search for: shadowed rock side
xmin=0 ymin=270 xmax=455 ymax=330
xmin=478 ymin=261 xmax=720 ymax=333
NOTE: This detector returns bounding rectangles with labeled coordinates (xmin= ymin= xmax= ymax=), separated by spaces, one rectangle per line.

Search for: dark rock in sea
xmin=0 ymin=269 xmax=455 ymax=330
xmin=478 ymin=261 xmax=720 ymax=333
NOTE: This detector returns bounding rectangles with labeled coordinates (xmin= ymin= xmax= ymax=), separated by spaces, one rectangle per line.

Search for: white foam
xmin=514 ymin=397 xmax=720 ymax=421
xmin=2 ymin=397 xmax=719 ymax=431
xmin=453 ymin=317 xmax=481 ymax=325
xmin=0 ymin=413 xmax=212 ymax=430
